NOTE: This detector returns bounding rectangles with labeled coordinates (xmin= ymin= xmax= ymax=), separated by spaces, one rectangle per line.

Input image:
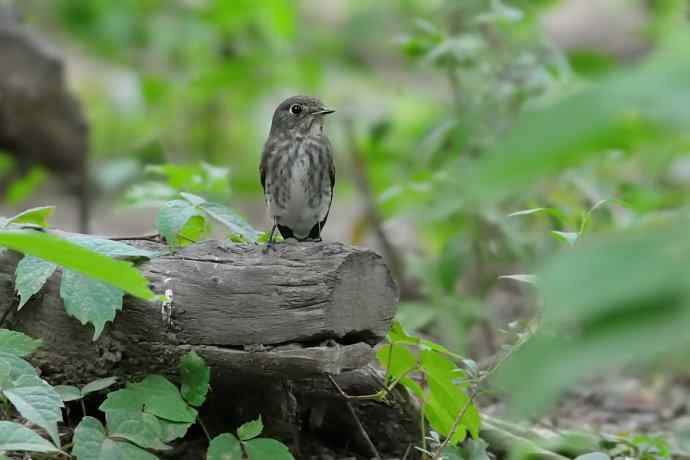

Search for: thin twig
xmin=402 ymin=443 xmax=413 ymax=460
xmin=198 ymin=415 xmax=212 ymax=442
xmin=343 ymin=118 xmax=407 ymax=293
xmin=327 ymin=374 xmax=381 ymax=459
xmin=107 ymin=232 xmax=161 ymax=241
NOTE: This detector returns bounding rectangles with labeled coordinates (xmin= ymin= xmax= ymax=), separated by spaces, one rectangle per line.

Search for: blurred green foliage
xmin=16 ymin=0 xmax=690 ymax=424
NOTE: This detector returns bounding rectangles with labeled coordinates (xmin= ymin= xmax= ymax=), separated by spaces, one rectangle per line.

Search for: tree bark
xmin=0 ymin=238 xmax=421 ymax=458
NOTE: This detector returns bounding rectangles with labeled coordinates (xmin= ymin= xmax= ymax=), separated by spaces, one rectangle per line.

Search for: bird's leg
xmin=263 ymin=220 xmax=278 ymax=253
xmin=313 ymin=221 xmax=323 ymax=243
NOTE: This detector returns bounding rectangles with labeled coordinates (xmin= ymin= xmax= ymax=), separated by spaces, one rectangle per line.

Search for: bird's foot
xmin=262 ymin=242 xmax=278 ymax=254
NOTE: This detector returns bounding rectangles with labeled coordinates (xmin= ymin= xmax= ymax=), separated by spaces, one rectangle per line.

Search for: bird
xmin=260 ymin=95 xmax=335 ymax=250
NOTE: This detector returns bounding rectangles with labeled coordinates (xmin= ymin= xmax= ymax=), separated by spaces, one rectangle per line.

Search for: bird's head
xmin=269 ymin=95 xmax=334 ymax=136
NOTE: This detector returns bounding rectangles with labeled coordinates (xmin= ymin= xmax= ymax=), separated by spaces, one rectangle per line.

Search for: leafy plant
xmin=207 ymin=416 xmax=294 ymax=460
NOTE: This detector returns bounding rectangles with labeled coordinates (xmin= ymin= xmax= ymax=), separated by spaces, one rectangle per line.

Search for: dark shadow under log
xmin=0 ymin=238 xmax=422 ymax=458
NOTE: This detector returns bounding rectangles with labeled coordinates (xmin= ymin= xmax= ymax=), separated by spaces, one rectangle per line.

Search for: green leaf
xmin=100 ymin=388 xmax=147 ymax=412
xmin=244 ymin=438 xmax=294 ymax=460
xmin=237 ymin=416 xmax=263 ymax=441
xmin=82 ymin=377 xmax=118 ymax=396
xmin=0 ymin=230 xmax=154 ymax=300
xmin=0 ymin=329 xmax=42 ymax=357
xmin=72 ymin=416 xmax=159 ymax=460
xmin=3 ymin=375 xmax=64 ymax=446
xmin=395 ymin=302 xmax=436 ymax=333
xmin=498 ymin=274 xmax=537 ymax=285
xmin=5 ymin=167 xmax=47 ymax=206
xmin=180 ymin=192 xmax=207 ymax=206
xmin=550 ymin=231 xmax=578 ymax=246
xmin=158 ymin=420 xmax=191 ymax=443
xmin=60 ymin=269 xmax=124 ymax=340
xmin=178 ymin=351 xmax=210 ymax=407
xmin=54 ymin=385 xmax=82 ymax=402
xmin=106 ymin=410 xmax=170 ymax=450
xmin=207 ymin=433 xmax=243 ymax=460
xmin=15 ymin=256 xmax=57 ymax=309
xmin=66 ymin=235 xmax=155 ymax=259
xmin=376 ymin=343 xmax=423 ymax=397
xmin=6 ymin=206 xmax=55 ymax=227
xmin=0 ymin=421 xmax=59 ymax=453
xmin=0 ymin=352 xmax=40 ymax=385
xmin=420 ymin=350 xmax=480 ymax=444
xmin=127 ymin=375 xmax=197 ymax=423
xmin=199 ymin=202 xmax=259 ymax=243
xmin=157 ymin=200 xmax=207 ymax=247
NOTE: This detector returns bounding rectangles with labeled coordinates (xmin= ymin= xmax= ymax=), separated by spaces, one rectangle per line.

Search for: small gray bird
xmin=260 ymin=95 xmax=335 ymax=249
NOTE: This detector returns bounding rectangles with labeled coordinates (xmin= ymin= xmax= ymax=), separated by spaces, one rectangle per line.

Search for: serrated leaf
xmin=66 ymin=235 xmax=155 ymax=259
xmin=72 ymin=416 xmax=159 ymax=460
xmin=106 ymin=410 xmax=170 ymax=450
xmin=207 ymin=433 xmax=243 ymax=460
xmin=3 ymin=375 xmax=64 ymax=446
xmin=6 ymin=206 xmax=55 ymax=227
xmin=0 ymin=329 xmax=42 ymax=357
xmin=199 ymin=202 xmax=259 ymax=243
xmin=60 ymin=270 xmax=124 ymax=340
xmin=127 ymin=375 xmax=197 ymax=423
xmin=178 ymin=351 xmax=210 ymax=407
xmin=237 ymin=416 xmax=263 ymax=441
xmin=244 ymin=438 xmax=294 ymax=460
xmin=15 ymin=256 xmax=57 ymax=309
xmin=82 ymin=377 xmax=118 ymax=396
xmin=157 ymin=200 xmax=207 ymax=247
xmin=54 ymin=385 xmax=82 ymax=402
xmin=0 ymin=421 xmax=59 ymax=453
xmin=0 ymin=230 xmax=154 ymax=300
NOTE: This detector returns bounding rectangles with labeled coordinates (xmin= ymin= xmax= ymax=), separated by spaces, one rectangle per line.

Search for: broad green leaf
xmin=0 ymin=360 xmax=9 ymax=388
xmin=66 ymin=235 xmax=155 ymax=259
xmin=15 ymin=256 xmax=57 ymax=309
xmin=3 ymin=375 xmax=64 ymax=446
xmin=178 ymin=351 xmax=210 ymax=407
xmin=0 ymin=421 xmax=58 ymax=453
xmin=199 ymin=202 xmax=259 ymax=243
xmin=82 ymin=377 xmax=118 ymax=396
xmin=180 ymin=192 xmax=207 ymax=206
xmin=60 ymin=269 xmax=124 ymax=340
xmin=72 ymin=417 xmax=159 ymax=460
xmin=207 ymin=433 xmax=243 ymax=460
xmin=157 ymin=199 xmax=207 ymax=247
xmin=0 ymin=329 xmax=42 ymax=357
xmin=158 ymin=420 xmax=191 ymax=442
xmin=377 ymin=343 xmax=423 ymax=397
xmin=0 ymin=230 xmax=154 ymax=300
xmin=5 ymin=166 xmax=46 ymax=205
xmin=54 ymin=385 xmax=82 ymax=402
xmin=106 ymin=410 xmax=170 ymax=450
xmin=100 ymin=388 xmax=147 ymax=412
xmin=6 ymin=206 xmax=55 ymax=227
xmin=237 ymin=416 xmax=263 ymax=441
xmin=421 ymin=350 xmax=480 ymax=444
xmin=0 ymin=352 xmax=39 ymax=384
xmin=244 ymin=438 xmax=294 ymax=460
xmin=128 ymin=375 xmax=197 ymax=423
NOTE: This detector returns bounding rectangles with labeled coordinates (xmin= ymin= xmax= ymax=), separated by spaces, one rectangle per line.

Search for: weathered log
xmin=0 ymin=6 xmax=90 ymax=231
xmin=0 ymin=238 xmax=421 ymax=458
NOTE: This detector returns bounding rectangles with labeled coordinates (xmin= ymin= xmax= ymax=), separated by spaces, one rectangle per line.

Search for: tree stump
xmin=0 ymin=239 xmax=422 ymax=458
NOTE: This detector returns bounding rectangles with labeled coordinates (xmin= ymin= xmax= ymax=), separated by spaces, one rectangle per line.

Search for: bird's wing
xmin=319 ymin=139 xmax=336 ymax=228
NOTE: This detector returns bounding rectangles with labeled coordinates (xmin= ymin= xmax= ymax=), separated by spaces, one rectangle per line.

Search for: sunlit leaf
xmin=0 ymin=421 xmax=58 ymax=453
xmin=0 ymin=329 xmax=42 ymax=357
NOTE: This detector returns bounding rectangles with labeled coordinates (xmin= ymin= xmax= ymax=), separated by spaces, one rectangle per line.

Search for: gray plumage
xmin=260 ymin=95 xmax=335 ymax=245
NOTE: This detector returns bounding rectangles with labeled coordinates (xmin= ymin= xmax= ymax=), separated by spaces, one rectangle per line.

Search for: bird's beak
xmin=313 ymin=107 xmax=335 ymax=116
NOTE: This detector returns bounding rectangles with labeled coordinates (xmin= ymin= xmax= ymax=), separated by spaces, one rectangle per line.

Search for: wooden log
xmin=0 ymin=239 xmax=398 ymax=382
xmin=0 ymin=237 xmax=418 ymax=458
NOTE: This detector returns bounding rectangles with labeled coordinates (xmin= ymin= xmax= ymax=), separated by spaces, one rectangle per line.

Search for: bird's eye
xmin=290 ymin=104 xmax=303 ymax=115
